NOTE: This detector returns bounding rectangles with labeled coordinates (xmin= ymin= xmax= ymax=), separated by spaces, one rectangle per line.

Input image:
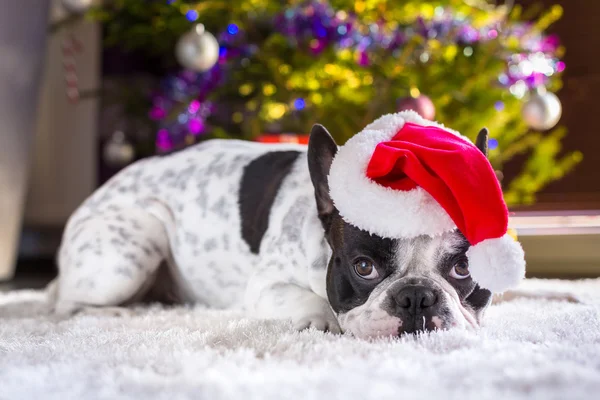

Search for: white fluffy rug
xmin=1 ymin=279 xmax=600 ymax=400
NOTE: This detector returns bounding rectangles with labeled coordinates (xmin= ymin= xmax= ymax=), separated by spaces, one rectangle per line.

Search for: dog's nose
xmin=394 ymin=285 xmax=438 ymax=314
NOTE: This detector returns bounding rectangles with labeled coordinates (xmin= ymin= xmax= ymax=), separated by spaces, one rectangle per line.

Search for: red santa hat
xmin=328 ymin=111 xmax=525 ymax=293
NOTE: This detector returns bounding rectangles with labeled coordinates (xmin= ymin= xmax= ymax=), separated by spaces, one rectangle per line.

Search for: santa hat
xmin=328 ymin=111 xmax=525 ymax=293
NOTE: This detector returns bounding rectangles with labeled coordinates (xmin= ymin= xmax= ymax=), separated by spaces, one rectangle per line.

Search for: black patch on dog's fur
xmin=326 ymin=213 xmax=397 ymax=313
xmin=437 ymin=232 xmax=492 ymax=313
xmin=464 ymin=284 xmax=492 ymax=310
xmin=239 ymin=150 xmax=301 ymax=254
xmin=307 ymin=124 xmax=338 ymax=230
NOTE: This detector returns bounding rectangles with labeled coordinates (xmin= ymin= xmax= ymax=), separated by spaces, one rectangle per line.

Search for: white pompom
xmin=466 ymin=234 xmax=526 ymax=293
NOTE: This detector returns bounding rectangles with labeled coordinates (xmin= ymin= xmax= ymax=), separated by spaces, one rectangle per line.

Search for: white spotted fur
xmin=54 ymin=140 xmax=337 ymax=331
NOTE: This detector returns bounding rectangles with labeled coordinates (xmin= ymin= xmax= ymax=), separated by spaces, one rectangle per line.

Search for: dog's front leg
xmin=247 ymin=280 xmax=341 ymax=334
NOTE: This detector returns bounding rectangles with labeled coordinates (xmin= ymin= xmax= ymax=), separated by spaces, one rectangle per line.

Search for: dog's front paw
xmin=79 ymin=306 xmax=136 ymax=317
xmin=294 ymin=314 xmax=342 ymax=334
xmin=52 ymin=301 xmax=135 ymax=318
xmin=248 ymin=281 xmax=343 ymax=334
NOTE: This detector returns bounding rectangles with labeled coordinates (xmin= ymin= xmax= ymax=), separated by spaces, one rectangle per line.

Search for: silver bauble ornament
xmin=62 ymin=0 xmax=96 ymax=14
xmin=522 ymin=88 xmax=562 ymax=131
xmin=175 ymin=24 xmax=220 ymax=72
xmin=103 ymin=131 xmax=135 ymax=167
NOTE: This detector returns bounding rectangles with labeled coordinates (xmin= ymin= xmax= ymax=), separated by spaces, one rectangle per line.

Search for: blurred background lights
xmin=294 ymin=98 xmax=306 ymax=110
xmin=488 ymin=138 xmax=499 ymax=150
xmin=185 ymin=10 xmax=199 ymax=22
xmin=227 ymin=24 xmax=239 ymax=35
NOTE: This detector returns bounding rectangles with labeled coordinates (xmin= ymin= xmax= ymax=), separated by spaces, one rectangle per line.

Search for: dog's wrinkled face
xmin=307 ymin=124 xmax=493 ymax=338
xmin=325 ymin=213 xmax=491 ymax=337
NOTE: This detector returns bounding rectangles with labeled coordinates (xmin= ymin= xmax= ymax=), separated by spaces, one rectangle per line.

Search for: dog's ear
xmin=308 ymin=124 xmax=338 ymax=224
xmin=475 ymin=128 xmax=489 ymax=157
xmin=475 ymin=127 xmax=503 ymax=182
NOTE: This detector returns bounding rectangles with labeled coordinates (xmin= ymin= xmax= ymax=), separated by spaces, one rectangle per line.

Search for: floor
xmin=1 ymin=278 xmax=599 ymax=399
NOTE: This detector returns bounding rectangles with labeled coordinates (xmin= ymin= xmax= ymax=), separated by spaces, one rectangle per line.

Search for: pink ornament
xmin=149 ymin=107 xmax=166 ymax=120
xmin=188 ymin=118 xmax=205 ymax=135
xmin=188 ymin=100 xmax=201 ymax=114
xmin=396 ymin=95 xmax=436 ymax=120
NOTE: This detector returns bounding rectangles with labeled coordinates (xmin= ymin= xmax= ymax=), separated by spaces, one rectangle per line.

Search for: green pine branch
xmin=50 ymin=0 xmax=580 ymax=205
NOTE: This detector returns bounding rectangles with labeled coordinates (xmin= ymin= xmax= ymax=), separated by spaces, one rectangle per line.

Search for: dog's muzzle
xmin=386 ymin=284 xmax=444 ymax=335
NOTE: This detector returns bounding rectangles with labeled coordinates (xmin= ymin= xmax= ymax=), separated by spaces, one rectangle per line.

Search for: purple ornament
xmin=156 ymin=129 xmax=173 ymax=152
xmin=357 ymin=51 xmax=370 ymax=66
xmin=539 ymin=34 xmax=560 ymax=53
xmin=149 ymin=106 xmax=166 ymax=120
xmin=458 ymin=26 xmax=480 ymax=44
xmin=310 ymin=39 xmax=327 ymax=54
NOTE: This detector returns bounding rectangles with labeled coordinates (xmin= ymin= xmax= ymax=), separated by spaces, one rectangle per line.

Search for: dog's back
xmin=53 ymin=139 xmax=323 ymax=313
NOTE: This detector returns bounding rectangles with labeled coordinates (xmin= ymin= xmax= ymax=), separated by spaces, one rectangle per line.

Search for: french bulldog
xmin=48 ymin=117 xmax=573 ymax=338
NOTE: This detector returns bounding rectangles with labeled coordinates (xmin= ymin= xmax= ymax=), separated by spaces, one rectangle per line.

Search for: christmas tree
xmin=58 ymin=0 xmax=580 ymax=205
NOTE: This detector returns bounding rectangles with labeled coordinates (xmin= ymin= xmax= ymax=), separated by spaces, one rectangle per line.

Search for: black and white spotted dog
xmin=49 ymin=114 xmax=573 ymax=337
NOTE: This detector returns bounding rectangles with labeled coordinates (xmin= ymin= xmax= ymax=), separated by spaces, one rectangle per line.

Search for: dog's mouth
xmin=396 ymin=314 xmax=444 ymax=336
xmin=338 ymin=311 xmax=452 ymax=338
xmin=443 ymin=287 xmax=480 ymax=330
xmin=337 ymin=286 xmax=480 ymax=339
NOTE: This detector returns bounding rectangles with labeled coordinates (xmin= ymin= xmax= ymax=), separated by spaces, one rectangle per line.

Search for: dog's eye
xmin=450 ymin=261 xmax=470 ymax=280
xmin=353 ymin=259 xmax=379 ymax=280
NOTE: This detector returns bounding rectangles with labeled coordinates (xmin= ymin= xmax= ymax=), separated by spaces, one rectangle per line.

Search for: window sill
xmin=509 ymin=210 xmax=600 ymax=278
xmin=510 ymin=210 xmax=600 ymax=236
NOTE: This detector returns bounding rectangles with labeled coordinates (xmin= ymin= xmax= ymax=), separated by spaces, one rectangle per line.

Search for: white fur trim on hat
xmin=466 ymin=234 xmax=526 ymax=293
xmin=328 ymin=110 xmax=470 ymax=239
